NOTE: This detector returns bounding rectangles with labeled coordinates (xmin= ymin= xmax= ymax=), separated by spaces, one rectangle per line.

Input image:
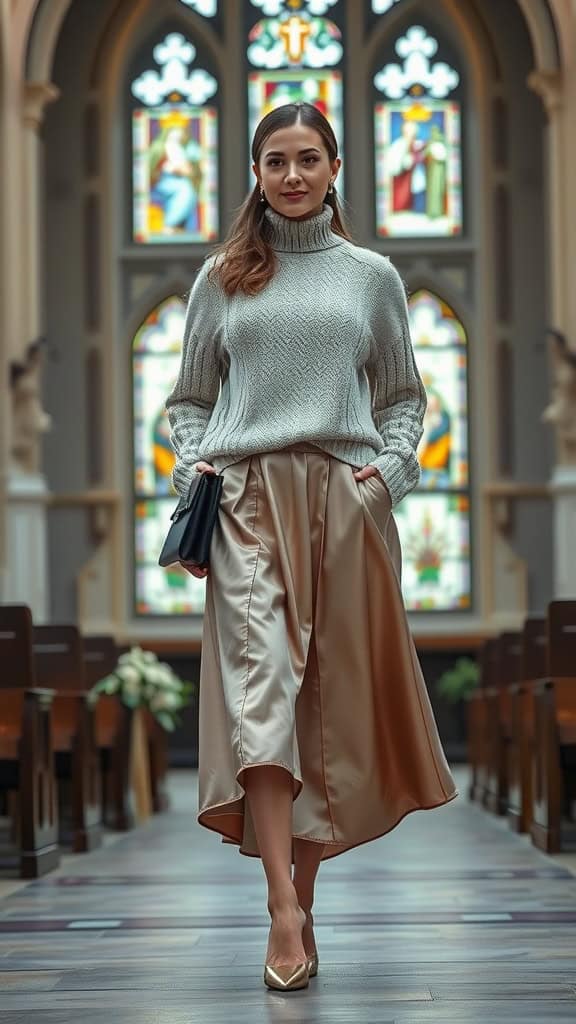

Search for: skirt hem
xmin=198 ymin=786 xmax=460 ymax=862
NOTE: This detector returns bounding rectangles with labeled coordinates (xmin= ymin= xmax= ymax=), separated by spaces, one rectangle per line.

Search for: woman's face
xmin=254 ymin=122 xmax=340 ymax=221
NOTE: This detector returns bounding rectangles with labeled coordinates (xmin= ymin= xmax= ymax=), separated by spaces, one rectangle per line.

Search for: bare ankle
xmin=267 ymin=884 xmax=300 ymax=917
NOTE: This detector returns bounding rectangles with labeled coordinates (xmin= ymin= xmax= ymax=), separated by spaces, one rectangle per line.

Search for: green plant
xmin=436 ymin=656 xmax=480 ymax=704
xmin=89 ymin=646 xmax=196 ymax=731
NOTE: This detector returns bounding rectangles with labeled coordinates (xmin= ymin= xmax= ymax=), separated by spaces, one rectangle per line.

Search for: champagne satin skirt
xmin=198 ymin=444 xmax=458 ymax=860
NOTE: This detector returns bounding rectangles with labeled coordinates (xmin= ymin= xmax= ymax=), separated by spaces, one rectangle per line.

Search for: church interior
xmin=1 ymin=0 xmax=576 ymax=1020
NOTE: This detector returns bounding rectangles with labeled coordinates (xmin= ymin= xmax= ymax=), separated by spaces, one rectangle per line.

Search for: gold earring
xmin=260 ymin=184 xmax=266 ymax=203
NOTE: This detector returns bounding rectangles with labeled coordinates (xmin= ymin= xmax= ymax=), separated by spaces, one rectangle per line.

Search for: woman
xmin=166 ymin=102 xmax=457 ymax=992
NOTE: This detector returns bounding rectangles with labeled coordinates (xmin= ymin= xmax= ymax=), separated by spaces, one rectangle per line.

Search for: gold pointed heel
xmin=264 ymin=960 xmax=310 ymax=991
xmin=307 ymin=953 xmax=319 ymax=978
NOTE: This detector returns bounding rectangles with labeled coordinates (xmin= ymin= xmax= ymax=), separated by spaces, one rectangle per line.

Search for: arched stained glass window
xmin=133 ymin=297 xmax=206 ymax=616
xmin=394 ymin=290 xmax=471 ymax=611
xmin=131 ymin=32 xmax=219 ymax=244
xmin=374 ymin=25 xmax=462 ymax=237
xmin=246 ymin=0 xmax=344 ymax=187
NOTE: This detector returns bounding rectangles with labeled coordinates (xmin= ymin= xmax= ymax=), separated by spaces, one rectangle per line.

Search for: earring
xmin=328 ymin=179 xmax=334 ymax=195
xmin=260 ymin=184 xmax=266 ymax=203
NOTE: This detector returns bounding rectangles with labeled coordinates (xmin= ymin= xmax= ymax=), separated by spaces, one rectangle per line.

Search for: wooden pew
xmin=531 ymin=601 xmax=576 ymax=853
xmin=33 ymin=625 xmax=102 ymax=852
xmin=483 ymin=631 xmax=523 ymax=815
xmin=82 ymin=636 xmax=135 ymax=831
xmin=0 ymin=605 xmax=60 ymax=877
xmin=144 ymin=709 xmax=170 ymax=814
xmin=507 ymin=617 xmax=547 ymax=833
xmin=468 ymin=640 xmax=494 ymax=803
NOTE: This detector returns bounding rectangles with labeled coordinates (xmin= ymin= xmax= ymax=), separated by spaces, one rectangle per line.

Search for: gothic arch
xmin=88 ymin=0 xmax=224 ymax=94
xmin=364 ymin=0 xmax=501 ymax=102
xmin=124 ymin=273 xmax=192 ymax=350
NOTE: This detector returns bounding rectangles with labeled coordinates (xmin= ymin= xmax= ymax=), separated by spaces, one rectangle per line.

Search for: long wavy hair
xmin=209 ymin=103 xmax=351 ymax=296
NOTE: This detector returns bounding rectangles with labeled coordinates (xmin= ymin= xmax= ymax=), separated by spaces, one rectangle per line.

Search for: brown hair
xmin=208 ymin=102 xmax=351 ymax=296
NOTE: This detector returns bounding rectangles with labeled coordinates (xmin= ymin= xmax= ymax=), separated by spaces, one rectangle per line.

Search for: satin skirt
xmin=198 ymin=444 xmax=458 ymax=860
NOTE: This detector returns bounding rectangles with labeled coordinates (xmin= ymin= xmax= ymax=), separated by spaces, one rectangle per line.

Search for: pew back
xmin=548 ymin=601 xmax=576 ymax=676
xmin=33 ymin=625 xmax=86 ymax=691
xmin=0 ymin=606 xmax=36 ymax=687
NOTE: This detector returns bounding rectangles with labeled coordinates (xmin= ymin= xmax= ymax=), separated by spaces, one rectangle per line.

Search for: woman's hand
xmin=180 ymin=462 xmax=216 ymax=579
xmin=353 ymin=465 xmax=392 ymax=503
xmin=195 ymin=461 xmax=216 ymax=476
xmin=353 ymin=465 xmax=380 ymax=482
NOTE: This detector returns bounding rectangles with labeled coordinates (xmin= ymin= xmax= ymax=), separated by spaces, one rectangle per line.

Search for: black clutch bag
xmin=158 ymin=471 xmax=223 ymax=569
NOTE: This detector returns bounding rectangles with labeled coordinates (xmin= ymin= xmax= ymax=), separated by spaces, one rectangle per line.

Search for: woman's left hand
xmin=353 ymin=465 xmax=392 ymax=503
xmin=353 ymin=465 xmax=380 ymax=482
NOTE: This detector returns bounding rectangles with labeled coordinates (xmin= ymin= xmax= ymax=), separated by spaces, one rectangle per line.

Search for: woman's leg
xmin=243 ymin=766 xmax=306 ymax=967
xmin=293 ymin=838 xmax=324 ymax=959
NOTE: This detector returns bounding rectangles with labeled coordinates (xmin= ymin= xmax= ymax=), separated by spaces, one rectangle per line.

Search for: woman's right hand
xmin=194 ymin=461 xmax=216 ymax=476
xmin=180 ymin=462 xmax=217 ymax=579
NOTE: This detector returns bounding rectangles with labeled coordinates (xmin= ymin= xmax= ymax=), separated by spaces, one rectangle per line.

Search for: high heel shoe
xmin=264 ymin=960 xmax=310 ymax=991
xmin=307 ymin=953 xmax=319 ymax=978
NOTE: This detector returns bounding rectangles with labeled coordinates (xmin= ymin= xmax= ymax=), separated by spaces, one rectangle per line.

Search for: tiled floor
xmin=0 ymin=768 xmax=575 ymax=1023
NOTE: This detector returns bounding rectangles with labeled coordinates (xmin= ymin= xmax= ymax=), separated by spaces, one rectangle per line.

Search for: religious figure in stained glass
xmin=131 ymin=33 xmax=218 ymax=244
xmin=409 ymin=289 xmax=468 ymax=490
xmin=133 ymin=297 xmax=206 ymax=616
xmin=393 ymin=289 xmax=471 ymax=611
xmin=419 ymin=387 xmax=452 ymax=484
xmin=374 ymin=26 xmax=462 ymax=237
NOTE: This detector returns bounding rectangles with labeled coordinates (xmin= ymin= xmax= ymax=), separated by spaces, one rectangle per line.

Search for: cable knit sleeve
xmin=366 ymin=259 xmax=427 ymax=506
xmin=165 ymin=260 xmax=224 ymax=497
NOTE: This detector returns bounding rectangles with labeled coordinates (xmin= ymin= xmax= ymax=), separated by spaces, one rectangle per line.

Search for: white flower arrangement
xmin=90 ymin=646 xmax=195 ymax=731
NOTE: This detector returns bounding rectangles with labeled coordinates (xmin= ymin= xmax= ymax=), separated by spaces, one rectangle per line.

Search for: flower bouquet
xmin=90 ymin=646 xmax=195 ymax=732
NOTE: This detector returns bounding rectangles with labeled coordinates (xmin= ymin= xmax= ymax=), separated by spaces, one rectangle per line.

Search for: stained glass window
xmin=374 ymin=25 xmax=462 ymax=237
xmin=133 ymin=297 xmax=206 ymax=616
xmin=247 ymin=0 xmax=344 ymax=187
xmin=131 ymin=33 xmax=218 ymax=244
xmin=396 ymin=290 xmax=471 ymax=611
xmin=179 ymin=0 xmax=217 ymax=14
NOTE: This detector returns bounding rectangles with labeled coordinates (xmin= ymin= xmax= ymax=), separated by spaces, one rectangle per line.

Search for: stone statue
xmin=10 ymin=343 xmax=52 ymax=474
xmin=542 ymin=329 xmax=576 ymax=465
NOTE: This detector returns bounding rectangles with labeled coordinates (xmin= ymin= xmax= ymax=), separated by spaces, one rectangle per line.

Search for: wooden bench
xmin=144 ymin=709 xmax=170 ymax=814
xmin=82 ymin=636 xmax=135 ymax=831
xmin=0 ymin=605 xmax=60 ymax=877
xmin=467 ymin=640 xmax=495 ymax=803
xmin=483 ymin=631 xmax=523 ymax=815
xmin=531 ymin=601 xmax=576 ymax=852
xmin=507 ymin=617 xmax=547 ymax=833
xmin=33 ymin=625 xmax=102 ymax=852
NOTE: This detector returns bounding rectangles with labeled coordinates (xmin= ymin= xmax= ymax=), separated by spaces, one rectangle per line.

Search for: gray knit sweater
xmin=166 ymin=204 xmax=426 ymax=507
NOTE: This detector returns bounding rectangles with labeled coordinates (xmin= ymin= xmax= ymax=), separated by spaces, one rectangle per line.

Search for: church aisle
xmin=0 ymin=770 xmax=575 ymax=1023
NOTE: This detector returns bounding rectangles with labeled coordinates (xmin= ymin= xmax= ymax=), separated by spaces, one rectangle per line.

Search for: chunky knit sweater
xmin=166 ymin=204 xmax=426 ymax=507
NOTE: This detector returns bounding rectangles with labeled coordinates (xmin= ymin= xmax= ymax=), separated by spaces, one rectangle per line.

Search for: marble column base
xmin=6 ymin=468 xmax=50 ymax=622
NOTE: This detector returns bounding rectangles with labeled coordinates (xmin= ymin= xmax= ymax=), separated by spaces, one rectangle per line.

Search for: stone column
xmin=0 ymin=0 xmax=11 ymax=602
xmin=21 ymin=82 xmax=60 ymax=347
xmin=4 ymin=81 xmax=59 ymax=622
xmin=529 ymin=69 xmax=576 ymax=599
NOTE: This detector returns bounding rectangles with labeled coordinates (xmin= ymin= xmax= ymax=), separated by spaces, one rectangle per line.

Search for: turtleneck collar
xmin=264 ymin=203 xmax=345 ymax=253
